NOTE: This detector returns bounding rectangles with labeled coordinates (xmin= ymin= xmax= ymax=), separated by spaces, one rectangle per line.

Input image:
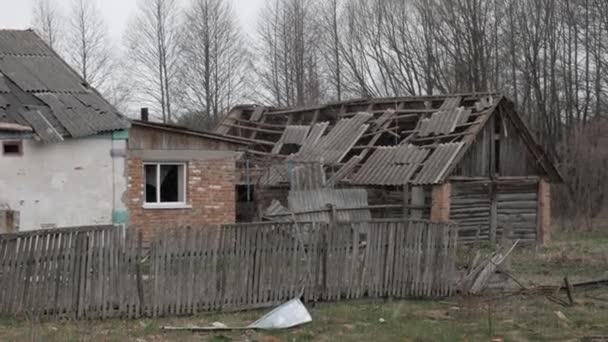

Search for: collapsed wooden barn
xmin=213 ymin=93 xmax=562 ymax=244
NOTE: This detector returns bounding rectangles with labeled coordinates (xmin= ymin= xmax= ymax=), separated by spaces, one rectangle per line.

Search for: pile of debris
xmin=459 ymin=240 xmax=520 ymax=295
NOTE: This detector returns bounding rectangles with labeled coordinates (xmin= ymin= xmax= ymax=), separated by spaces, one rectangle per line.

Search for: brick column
xmin=537 ymin=178 xmax=551 ymax=244
xmin=430 ymin=182 xmax=451 ymax=222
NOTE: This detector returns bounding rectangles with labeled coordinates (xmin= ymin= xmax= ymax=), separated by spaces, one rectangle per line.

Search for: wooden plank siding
xmin=451 ymin=179 xmax=538 ymax=244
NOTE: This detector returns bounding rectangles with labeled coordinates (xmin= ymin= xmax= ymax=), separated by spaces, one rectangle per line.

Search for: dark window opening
xmin=145 ymin=164 xmax=157 ymax=203
xmin=494 ymin=114 xmax=502 ymax=174
xmin=494 ymin=139 xmax=501 ymax=175
xmin=236 ymin=184 xmax=256 ymax=222
xmin=144 ymin=163 xmax=186 ymax=204
xmin=2 ymin=141 xmax=22 ymax=156
xmin=236 ymin=184 xmax=255 ymax=202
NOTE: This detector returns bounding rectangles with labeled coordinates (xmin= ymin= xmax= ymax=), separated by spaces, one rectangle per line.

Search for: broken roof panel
xmin=294 ymin=113 xmax=371 ymax=164
xmin=412 ymin=142 xmax=465 ymax=185
xmin=439 ymin=96 xmax=462 ymax=110
xmin=351 ymin=144 xmax=429 ymax=185
xmin=19 ymin=108 xmax=64 ymax=143
xmin=286 ymin=188 xmax=371 ymax=223
xmin=281 ymin=125 xmax=310 ymax=145
xmin=418 ymin=107 xmax=472 ymax=137
xmin=271 ymin=125 xmax=310 ymax=154
xmin=0 ymin=29 xmax=128 ymax=141
xmin=216 ymin=92 xmax=562 ymax=184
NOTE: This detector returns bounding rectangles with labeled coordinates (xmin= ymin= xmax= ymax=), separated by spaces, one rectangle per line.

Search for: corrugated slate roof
xmin=418 ymin=108 xmax=472 ymax=137
xmin=294 ymin=113 xmax=371 ymax=164
xmin=412 ymin=142 xmax=465 ymax=185
xmin=351 ymin=144 xmax=429 ymax=185
xmin=216 ymin=93 xmax=560 ymax=184
xmin=0 ymin=30 xmax=54 ymax=56
xmin=0 ymin=74 xmax=10 ymax=93
xmin=0 ymin=29 xmax=128 ymax=141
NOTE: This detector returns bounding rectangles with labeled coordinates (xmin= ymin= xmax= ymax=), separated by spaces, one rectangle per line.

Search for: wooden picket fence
xmin=0 ymin=225 xmax=140 ymax=319
xmin=0 ymin=220 xmax=457 ymax=320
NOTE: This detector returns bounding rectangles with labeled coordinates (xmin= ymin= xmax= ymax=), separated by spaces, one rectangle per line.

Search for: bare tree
xmin=103 ymin=59 xmax=135 ymax=114
xmin=125 ymin=0 xmax=181 ymax=123
xmin=318 ymin=0 xmax=343 ymax=101
xmin=64 ymin=0 xmax=112 ymax=90
xmin=176 ymin=0 xmax=247 ymax=128
xmin=256 ymin=0 xmax=323 ymax=107
xmin=31 ymin=0 xmax=62 ymax=50
xmin=249 ymin=0 xmax=608 ymax=225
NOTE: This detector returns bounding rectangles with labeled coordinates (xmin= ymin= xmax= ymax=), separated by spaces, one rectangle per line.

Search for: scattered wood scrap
xmin=460 ymin=240 xmax=520 ymax=295
xmin=524 ymin=278 xmax=608 ymax=307
xmin=563 ymin=279 xmax=608 ymax=290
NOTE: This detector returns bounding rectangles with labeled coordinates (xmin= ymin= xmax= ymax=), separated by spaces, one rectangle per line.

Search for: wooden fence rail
xmin=0 ymin=220 xmax=457 ymax=320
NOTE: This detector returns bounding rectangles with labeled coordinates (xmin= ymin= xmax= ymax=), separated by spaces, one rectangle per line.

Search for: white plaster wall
xmin=0 ymin=135 xmax=127 ymax=231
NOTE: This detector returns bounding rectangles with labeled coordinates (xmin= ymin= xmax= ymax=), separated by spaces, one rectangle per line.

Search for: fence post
xmin=135 ymin=231 xmax=144 ymax=315
xmin=327 ymin=203 xmax=337 ymax=229
xmin=403 ymin=184 xmax=410 ymax=220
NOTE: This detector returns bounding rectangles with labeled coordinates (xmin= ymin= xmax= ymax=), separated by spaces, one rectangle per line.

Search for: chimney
xmin=140 ymin=107 xmax=149 ymax=122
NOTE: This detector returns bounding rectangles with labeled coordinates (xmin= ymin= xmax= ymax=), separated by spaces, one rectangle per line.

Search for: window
xmin=144 ymin=163 xmax=187 ymax=208
xmin=2 ymin=141 xmax=22 ymax=156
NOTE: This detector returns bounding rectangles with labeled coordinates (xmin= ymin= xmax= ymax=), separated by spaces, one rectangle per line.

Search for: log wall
xmin=451 ymin=179 xmax=539 ymax=244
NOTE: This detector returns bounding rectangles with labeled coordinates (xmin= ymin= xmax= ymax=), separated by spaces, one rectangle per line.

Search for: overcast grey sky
xmin=0 ymin=0 xmax=264 ymax=42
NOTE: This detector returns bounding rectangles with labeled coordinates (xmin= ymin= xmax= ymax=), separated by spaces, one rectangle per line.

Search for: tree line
xmin=32 ymin=0 xmax=607 ymax=224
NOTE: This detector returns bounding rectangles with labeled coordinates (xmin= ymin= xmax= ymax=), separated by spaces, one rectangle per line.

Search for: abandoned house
xmin=0 ymin=29 xmax=245 ymax=235
xmin=214 ymin=94 xmax=562 ymax=244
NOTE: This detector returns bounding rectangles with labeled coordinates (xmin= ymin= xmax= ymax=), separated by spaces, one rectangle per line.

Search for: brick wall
xmin=430 ymin=182 xmax=451 ymax=223
xmin=538 ymin=178 xmax=551 ymax=244
xmin=126 ymin=157 xmax=236 ymax=240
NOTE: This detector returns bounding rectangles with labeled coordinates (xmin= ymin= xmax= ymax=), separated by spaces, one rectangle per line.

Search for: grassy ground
xmin=1 ymin=225 xmax=607 ymax=342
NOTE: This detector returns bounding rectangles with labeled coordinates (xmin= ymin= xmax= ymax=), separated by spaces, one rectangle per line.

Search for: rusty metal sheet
xmin=351 ymin=144 xmax=429 ymax=185
xmin=412 ymin=142 xmax=464 ymax=184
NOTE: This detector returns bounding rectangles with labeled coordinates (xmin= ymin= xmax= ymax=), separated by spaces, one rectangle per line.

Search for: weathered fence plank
xmin=0 ymin=220 xmax=456 ymax=320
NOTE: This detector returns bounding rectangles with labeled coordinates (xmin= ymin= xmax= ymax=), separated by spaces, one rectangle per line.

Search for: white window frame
xmin=143 ymin=162 xmax=191 ymax=209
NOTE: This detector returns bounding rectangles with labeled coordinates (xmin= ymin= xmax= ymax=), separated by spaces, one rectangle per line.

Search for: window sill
xmin=143 ymin=203 xmax=192 ymax=210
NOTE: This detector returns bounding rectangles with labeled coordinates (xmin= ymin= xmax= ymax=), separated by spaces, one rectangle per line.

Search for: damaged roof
xmin=0 ymin=29 xmax=129 ymax=142
xmin=215 ymin=93 xmax=562 ymax=185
